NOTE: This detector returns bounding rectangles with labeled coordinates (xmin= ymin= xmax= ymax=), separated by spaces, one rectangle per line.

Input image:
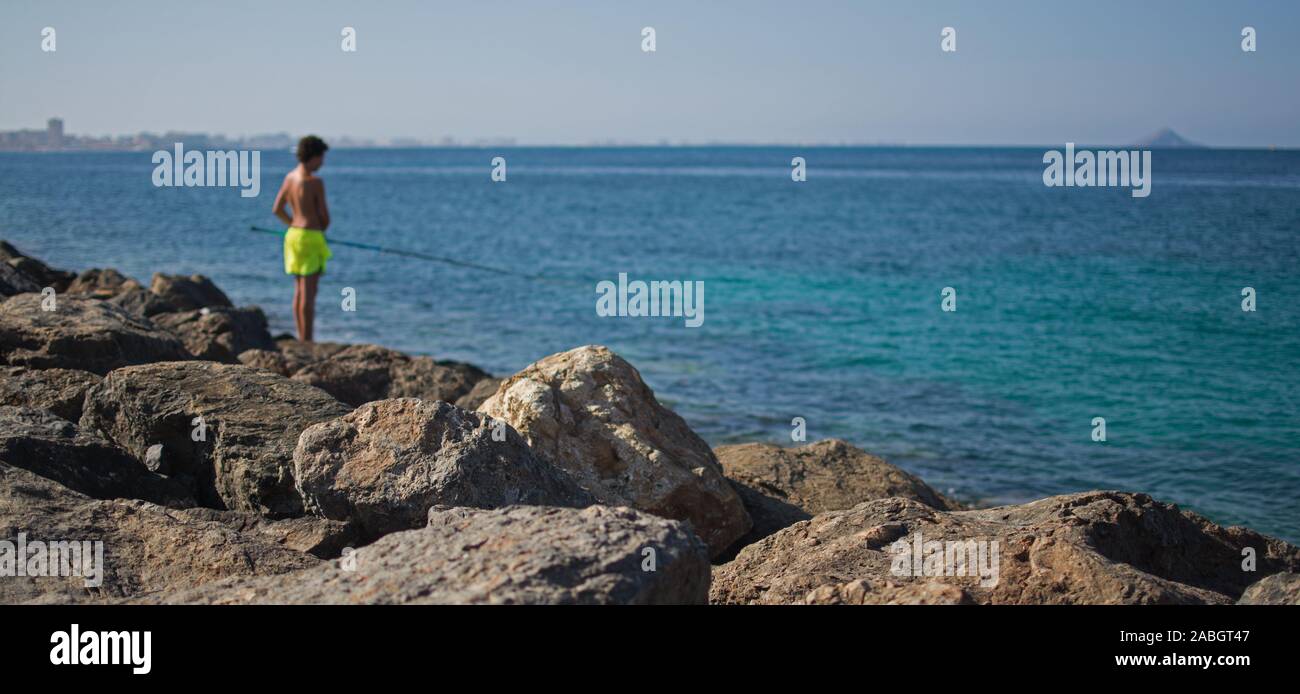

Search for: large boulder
xmin=0 ymin=294 xmax=191 ymax=374
xmin=0 ymin=406 xmax=191 ymax=506
xmin=716 ymin=439 xmax=957 ymax=557
xmin=0 ymin=463 xmax=318 ymax=604
xmin=294 ymin=398 xmax=593 ymax=542
xmin=137 ymin=504 xmax=711 ymax=605
xmin=479 ymin=345 xmax=750 ymax=557
xmin=79 ymin=361 xmax=351 ymax=516
xmin=1238 ymin=572 xmax=1300 ymax=605
xmin=153 ymin=306 xmax=274 ymax=363
xmin=0 ymin=241 xmax=76 ymax=292
xmin=148 ymin=273 xmax=233 ymax=311
xmin=0 ymin=366 xmax=101 ymax=421
xmin=287 ymin=343 xmax=490 ymax=407
xmin=710 ymin=491 xmax=1300 ymax=605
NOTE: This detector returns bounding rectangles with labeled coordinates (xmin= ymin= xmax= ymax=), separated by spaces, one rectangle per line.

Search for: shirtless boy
xmin=272 ymin=135 xmax=331 ymax=342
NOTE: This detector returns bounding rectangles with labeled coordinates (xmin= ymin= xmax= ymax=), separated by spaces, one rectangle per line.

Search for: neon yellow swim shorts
xmin=283 ymin=227 xmax=332 ymax=276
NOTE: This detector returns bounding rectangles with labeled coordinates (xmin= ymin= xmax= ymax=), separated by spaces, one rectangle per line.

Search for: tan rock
xmin=294 ymin=398 xmax=593 ymax=542
xmin=711 ymin=491 xmax=1300 ymax=605
xmin=1238 ymin=572 xmax=1300 ymax=605
xmin=0 ymin=366 xmax=101 ymax=421
xmin=479 ymin=345 xmax=750 ymax=557
xmin=716 ymin=439 xmax=957 ymax=557
xmin=79 ymin=361 xmax=351 ymax=516
xmin=0 ymin=463 xmax=317 ymax=604
xmin=135 ymin=504 xmax=710 ymax=605
xmin=0 ymin=294 xmax=191 ymax=375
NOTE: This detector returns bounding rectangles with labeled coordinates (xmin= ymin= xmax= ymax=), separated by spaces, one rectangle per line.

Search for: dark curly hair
xmin=296 ymin=135 xmax=329 ymax=163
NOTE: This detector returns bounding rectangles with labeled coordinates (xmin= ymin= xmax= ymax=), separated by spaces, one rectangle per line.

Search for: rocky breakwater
xmin=2 ymin=239 xmax=1298 ymax=605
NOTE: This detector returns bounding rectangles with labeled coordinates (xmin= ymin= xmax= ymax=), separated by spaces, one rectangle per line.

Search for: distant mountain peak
xmin=1133 ymin=127 xmax=1205 ymax=148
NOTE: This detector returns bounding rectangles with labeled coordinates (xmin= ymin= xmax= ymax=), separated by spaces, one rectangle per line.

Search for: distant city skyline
xmin=0 ymin=116 xmax=1250 ymax=151
xmin=2 ymin=1 xmax=1298 ymax=147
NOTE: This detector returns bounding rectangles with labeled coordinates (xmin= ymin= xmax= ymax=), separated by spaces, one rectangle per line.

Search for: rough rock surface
xmin=169 ymin=507 xmax=358 ymax=559
xmin=0 ymin=406 xmax=191 ymax=505
xmin=153 ymin=306 xmax=274 ymax=363
xmin=717 ymin=439 xmax=957 ymax=557
xmin=266 ymin=337 xmax=349 ymax=372
xmin=139 ymin=504 xmax=711 ymax=605
xmin=148 ymin=273 xmax=233 ymax=311
xmin=294 ymin=398 xmax=593 ymax=541
xmin=236 ymin=348 xmax=293 ymax=376
xmin=108 ymin=286 xmax=178 ymax=318
xmin=803 ymin=579 xmax=974 ymax=605
xmin=711 ymin=491 xmax=1300 ymax=605
xmin=1237 ymin=572 xmax=1300 ymax=605
xmin=65 ymin=268 xmax=139 ymax=299
xmin=80 ymin=361 xmax=351 ymax=516
xmin=0 ymin=366 xmax=101 ymax=421
xmin=1 ymin=241 xmax=75 ymax=292
xmin=479 ymin=345 xmax=750 ymax=557
xmin=0 ymin=294 xmax=191 ymax=374
xmin=0 ymin=463 xmax=318 ymax=604
xmin=289 ymin=343 xmax=490 ymax=407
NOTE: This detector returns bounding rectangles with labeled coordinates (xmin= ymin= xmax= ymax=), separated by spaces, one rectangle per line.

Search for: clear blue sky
xmin=2 ymin=0 xmax=1296 ymax=146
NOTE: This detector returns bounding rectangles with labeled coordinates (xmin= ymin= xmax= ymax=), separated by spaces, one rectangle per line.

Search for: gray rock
xmin=148 ymin=273 xmax=233 ymax=311
xmin=479 ymin=345 xmax=750 ymax=558
xmin=0 ymin=241 xmax=75 ymax=292
xmin=711 ymin=491 xmax=1300 ymax=605
xmin=79 ymin=361 xmax=351 ymax=516
xmin=294 ymin=398 xmax=594 ymax=542
xmin=153 ymin=306 xmax=274 ymax=363
xmin=143 ymin=444 xmax=166 ymax=474
xmin=0 ymin=405 xmax=191 ymax=506
xmin=0 ymin=294 xmax=192 ymax=375
xmin=1238 ymin=572 xmax=1300 ymax=605
xmin=0 ymin=366 xmax=101 ymax=421
xmin=0 ymin=463 xmax=318 ymax=604
xmin=137 ymin=504 xmax=711 ymax=605
xmin=0 ymin=263 xmax=40 ymax=296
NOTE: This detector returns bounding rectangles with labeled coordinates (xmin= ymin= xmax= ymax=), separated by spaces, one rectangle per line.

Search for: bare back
xmin=273 ymin=167 xmax=330 ymax=231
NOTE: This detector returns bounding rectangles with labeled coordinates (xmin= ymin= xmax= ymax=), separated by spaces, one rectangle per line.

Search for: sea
xmin=2 ymin=146 xmax=1297 ymax=541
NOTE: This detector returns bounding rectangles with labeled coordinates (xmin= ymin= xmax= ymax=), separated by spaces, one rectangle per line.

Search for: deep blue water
xmin=2 ymin=147 xmax=1298 ymax=542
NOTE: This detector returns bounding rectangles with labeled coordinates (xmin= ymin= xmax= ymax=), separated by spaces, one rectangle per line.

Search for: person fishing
xmin=272 ymin=135 xmax=331 ymax=342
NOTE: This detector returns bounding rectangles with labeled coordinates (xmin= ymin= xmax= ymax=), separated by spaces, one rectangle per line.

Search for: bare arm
xmin=272 ymin=178 xmax=293 ymax=226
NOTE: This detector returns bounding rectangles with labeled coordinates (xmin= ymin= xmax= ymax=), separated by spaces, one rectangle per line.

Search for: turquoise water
xmin=2 ymin=147 xmax=1297 ymax=541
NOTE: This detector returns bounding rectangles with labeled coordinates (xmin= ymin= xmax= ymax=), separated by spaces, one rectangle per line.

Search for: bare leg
xmin=302 ymin=273 xmax=320 ymax=343
xmin=292 ymin=276 xmax=306 ymax=341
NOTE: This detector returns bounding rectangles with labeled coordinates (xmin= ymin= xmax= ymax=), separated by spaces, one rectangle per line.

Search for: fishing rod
xmin=247 ymin=226 xmax=580 ymax=285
